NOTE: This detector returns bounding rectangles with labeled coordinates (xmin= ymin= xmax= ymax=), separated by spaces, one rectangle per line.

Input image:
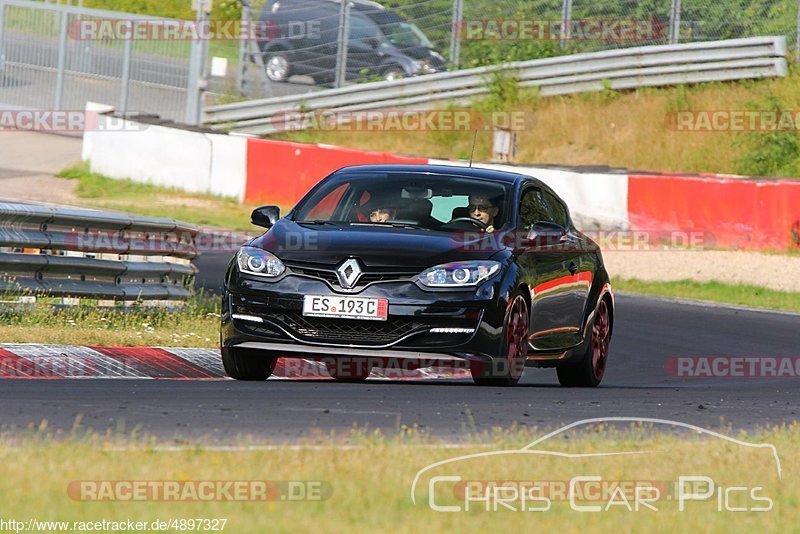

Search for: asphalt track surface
xmin=1 ymin=250 xmax=798 ymax=441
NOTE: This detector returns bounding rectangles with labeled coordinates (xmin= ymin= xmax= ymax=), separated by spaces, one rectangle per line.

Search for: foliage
xmin=734 ymin=93 xmax=800 ymax=177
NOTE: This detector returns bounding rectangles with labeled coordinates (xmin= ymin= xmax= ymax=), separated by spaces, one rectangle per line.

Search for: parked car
xmin=258 ymin=0 xmax=447 ymax=84
xmin=220 ymin=164 xmax=615 ymax=387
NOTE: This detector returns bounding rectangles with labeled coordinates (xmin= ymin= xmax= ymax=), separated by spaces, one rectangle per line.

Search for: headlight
xmin=419 ymin=261 xmax=500 ymax=288
xmin=236 ymin=246 xmax=285 ymax=278
xmin=413 ymin=59 xmax=433 ymax=73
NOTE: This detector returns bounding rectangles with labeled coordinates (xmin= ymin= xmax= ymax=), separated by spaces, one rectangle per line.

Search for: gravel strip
xmin=603 ymin=249 xmax=800 ymax=292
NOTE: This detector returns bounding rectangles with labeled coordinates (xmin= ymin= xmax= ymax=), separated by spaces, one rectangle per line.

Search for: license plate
xmin=302 ymin=295 xmax=388 ymax=321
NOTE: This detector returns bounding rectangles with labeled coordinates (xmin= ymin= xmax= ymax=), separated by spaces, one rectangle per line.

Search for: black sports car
xmin=220 ymin=164 xmax=614 ymax=386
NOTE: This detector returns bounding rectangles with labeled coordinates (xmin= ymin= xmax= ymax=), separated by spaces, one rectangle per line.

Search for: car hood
xmin=250 ymin=219 xmax=502 ymax=268
xmin=394 ymin=46 xmax=445 ymax=64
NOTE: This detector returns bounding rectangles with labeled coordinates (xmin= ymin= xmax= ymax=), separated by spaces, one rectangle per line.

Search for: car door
xmin=346 ymin=14 xmax=385 ymax=78
xmin=517 ymin=187 xmax=585 ymax=352
xmin=541 ymin=190 xmax=592 ymax=342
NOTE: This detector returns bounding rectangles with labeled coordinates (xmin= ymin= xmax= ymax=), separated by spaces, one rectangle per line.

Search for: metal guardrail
xmin=0 ymin=201 xmax=199 ymax=301
xmin=205 ymin=36 xmax=789 ymax=136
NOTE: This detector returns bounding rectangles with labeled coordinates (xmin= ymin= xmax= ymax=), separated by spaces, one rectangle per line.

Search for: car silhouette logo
xmin=409 ymin=416 xmax=783 ymax=506
xmin=336 ymin=258 xmax=363 ymax=289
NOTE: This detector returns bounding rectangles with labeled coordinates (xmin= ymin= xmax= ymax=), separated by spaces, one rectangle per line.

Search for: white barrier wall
xmin=428 ymin=159 xmax=629 ymax=230
xmin=82 ymin=111 xmax=628 ymax=229
xmin=82 ymin=113 xmax=248 ymax=202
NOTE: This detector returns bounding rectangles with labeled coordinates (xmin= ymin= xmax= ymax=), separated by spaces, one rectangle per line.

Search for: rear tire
xmin=471 ymin=293 xmax=529 ymax=386
xmin=265 ymin=50 xmax=291 ymax=82
xmin=311 ymin=72 xmax=335 ymax=86
xmin=221 ymin=347 xmax=277 ymax=381
xmin=556 ymin=298 xmax=611 ymax=387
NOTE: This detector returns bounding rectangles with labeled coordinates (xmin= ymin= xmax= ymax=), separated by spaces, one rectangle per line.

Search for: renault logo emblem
xmin=335 ymin=258 xmax=362 ymax=289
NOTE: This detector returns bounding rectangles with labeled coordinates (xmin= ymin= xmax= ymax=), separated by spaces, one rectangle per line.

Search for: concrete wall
xmin=82 ymin=112 xmax=799 ymax=250
xmin=82 ymin=113 xmax=247 ymax=202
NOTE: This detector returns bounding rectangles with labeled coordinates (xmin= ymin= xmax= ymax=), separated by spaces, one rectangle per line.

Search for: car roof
xmin=332 ymin=164 xmax=529 ymax=185
xmin=269 ymin=0 xmax=385 ymax=14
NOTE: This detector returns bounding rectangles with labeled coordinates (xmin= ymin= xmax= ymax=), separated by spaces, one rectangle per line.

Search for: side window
xmin=519 ymin=189 xmax=550 ymax=229
xmin=349 ymin=15 xmax=380 ymax=41
xmin=430 ymin=195 xmax=468 ymax=221
xmin=304 ymin=183 xmax=349 ymax=221
xmin=543 ymin=192 xmax=569 ymax=228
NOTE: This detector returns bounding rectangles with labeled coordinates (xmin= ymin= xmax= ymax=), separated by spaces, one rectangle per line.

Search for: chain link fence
xmin=223 ymin=0 xmax=799 ymax=102
xmin=3 ymin=0 xmax=798 ymax=126
xmin=380 ymin=0 xmax=800 ymax=67
xmin=0 ymin=0 xmax=202 ymax=124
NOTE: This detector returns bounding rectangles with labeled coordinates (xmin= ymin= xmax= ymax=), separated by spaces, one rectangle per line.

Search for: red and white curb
xmin=0 ymin=344 xmax=471 ymax=381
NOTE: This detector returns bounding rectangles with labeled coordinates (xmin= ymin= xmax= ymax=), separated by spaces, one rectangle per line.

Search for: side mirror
xmin=251 ymin=205 xmax=280 ymax=228
xmin=525 ymin=221 xmax=566 ymax=247
xmin=365 ymin=37 xmax=381 ymax=49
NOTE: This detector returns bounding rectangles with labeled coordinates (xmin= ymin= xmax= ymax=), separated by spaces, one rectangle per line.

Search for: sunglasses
xmin=468 ymin=204 xmax=494 ymax=213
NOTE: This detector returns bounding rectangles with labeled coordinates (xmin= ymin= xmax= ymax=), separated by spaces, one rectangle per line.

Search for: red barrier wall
xmin=628 ymin=174 xmax=800 ymax=250
xmin=245 ymin=138 xmax=428 ymax=206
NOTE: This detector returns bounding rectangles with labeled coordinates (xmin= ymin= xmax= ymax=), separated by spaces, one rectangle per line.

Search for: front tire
xmin=471 ymin=293 xmax=529 ymax=386
xmin=556 ymin=298 xmax=611 ymax=387
xmin=382 ymin=66 xmax=406 ymax=81
xmin=222 ymin=347 xmax=277 ymax=381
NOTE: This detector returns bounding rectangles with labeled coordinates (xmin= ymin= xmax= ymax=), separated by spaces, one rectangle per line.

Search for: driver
xmin=468 ymin=195 xmax=499 ymax=233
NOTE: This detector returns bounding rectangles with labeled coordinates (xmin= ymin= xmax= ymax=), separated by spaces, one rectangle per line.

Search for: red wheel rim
xmin=506 ymin=296 xmax=529 ymax=380
xmin=591 ymin=300 xmax=610 ymax=380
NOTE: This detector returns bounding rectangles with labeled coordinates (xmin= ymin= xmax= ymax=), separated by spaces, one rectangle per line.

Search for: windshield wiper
xmin=351 ymin=222 xmax=429 ymax=231
xmin=296 ymin=220 xmax=343 ymax=226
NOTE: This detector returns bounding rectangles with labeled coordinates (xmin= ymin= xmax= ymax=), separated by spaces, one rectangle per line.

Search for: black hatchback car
xmin=221 ymin=165 xmax=614 ymax=386
xmin=258 ymin=0 xmax=447 ymax=84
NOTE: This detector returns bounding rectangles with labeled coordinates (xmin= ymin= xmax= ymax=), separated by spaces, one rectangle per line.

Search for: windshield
xmin=293 ymin=173 xmax=512 ymax=233
xmin=379 ymin=21 xmax=433 ymax=48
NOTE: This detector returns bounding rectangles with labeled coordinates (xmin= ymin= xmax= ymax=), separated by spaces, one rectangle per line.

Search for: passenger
xmin=370 ymin=206 xmax=396 ymax=223
xmin=360 ymin=194 xmax=397 ymax=223
xmin=467 ymin=194 xmax=499 ymax=233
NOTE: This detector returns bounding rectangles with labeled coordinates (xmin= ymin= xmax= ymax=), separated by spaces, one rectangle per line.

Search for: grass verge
xmin=58 ymin=164 xmax=265 ymax=232
xmin=0 ymin=425 xmax=796 ymax=532
xmin=274 ymin=69 xmax=800 ymax=178
xmin=3 ymin=278 xmax=796 ymax=348
xmin=613 ymin=278 xmax=800 ymax=313
xmin=0 ymin=294 xmax=219 ymax=347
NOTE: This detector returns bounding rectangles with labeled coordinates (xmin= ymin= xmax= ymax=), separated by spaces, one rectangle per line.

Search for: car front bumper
xmin=220 ymin=272 xmax=508 ymax=365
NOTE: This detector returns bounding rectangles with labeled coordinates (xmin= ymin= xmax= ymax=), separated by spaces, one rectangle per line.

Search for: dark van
xmin=258 ymin=0 xmax=447 ymax=84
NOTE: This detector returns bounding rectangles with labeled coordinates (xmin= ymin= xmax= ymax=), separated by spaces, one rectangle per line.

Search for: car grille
xmin=284 ymin=262 xmax=418 ymax=289
xmin=273 ymin=312 xmax=431 ymax=345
